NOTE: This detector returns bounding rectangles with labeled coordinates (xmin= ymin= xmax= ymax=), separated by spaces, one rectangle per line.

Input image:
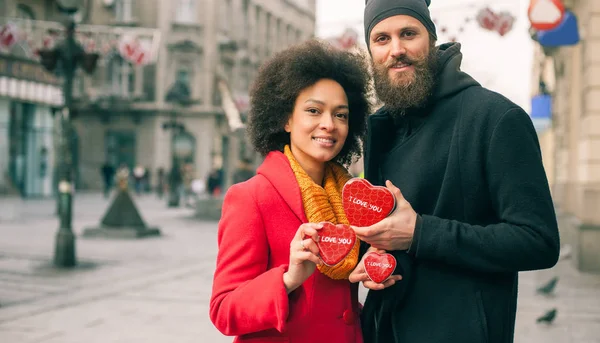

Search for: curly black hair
xmin=247 ymin=39 xmax=372 ymax=166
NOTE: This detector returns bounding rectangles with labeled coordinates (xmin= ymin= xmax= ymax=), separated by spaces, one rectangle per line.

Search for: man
xmin=348 ymin=0 xmax=560 ymax=342
xmin=100 ymin=161 xmax=115 ymax=198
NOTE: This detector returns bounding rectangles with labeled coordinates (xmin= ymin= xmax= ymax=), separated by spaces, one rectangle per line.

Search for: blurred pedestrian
xmin=232 ymin=157 xmax=255 ymax=184
xmin=133 ymin=164 xmax=145 ymax=195
xmin=156 ymin=167 xmax=165 ymax=199
xmin=100 ymin=161 xmax=115 ymax=198
xmin=206 ymin=168 xmax=222 ymax=197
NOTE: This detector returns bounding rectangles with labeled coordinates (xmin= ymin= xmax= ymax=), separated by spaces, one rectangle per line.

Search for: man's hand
xmin=349 ymin=246 xmax=402 ymax=290
xmin=351 ymin=180 xmax=417 ymax=251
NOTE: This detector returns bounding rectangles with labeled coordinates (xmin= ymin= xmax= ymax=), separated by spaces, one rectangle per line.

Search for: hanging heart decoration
xmin=476 ymin=7 xmax=516 ymax=37
xmin=496 ymin=11 xmax=515 ymax=36
xmin=0 ymin=23 xmax=20 ymax=51
xmin=118 ymin=34 xmax=151 ymax=65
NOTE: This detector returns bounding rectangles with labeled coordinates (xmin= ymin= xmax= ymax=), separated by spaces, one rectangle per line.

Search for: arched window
xmin=16 ymin=4 xmax=35 ymax=20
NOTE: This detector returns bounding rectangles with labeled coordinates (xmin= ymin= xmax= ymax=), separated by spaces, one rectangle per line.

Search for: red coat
xmin=210 ymin=151 xmax=363 ymax=343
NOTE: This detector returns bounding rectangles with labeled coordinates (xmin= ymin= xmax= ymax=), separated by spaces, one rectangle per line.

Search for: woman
xmin=209 ymin=40 xmax=372 ymax=342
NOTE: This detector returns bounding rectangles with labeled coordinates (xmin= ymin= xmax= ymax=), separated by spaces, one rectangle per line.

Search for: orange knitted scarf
xmin=284 ymin=145 xmax=359 ymax=280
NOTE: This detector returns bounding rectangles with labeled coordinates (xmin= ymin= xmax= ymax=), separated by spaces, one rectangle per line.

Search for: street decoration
xmin=118 ymin=34 xmax=151 ymax=65
xmin=0 ymin=23 xmax=20 ymax=51
xmin=475 ymin=8 xmax=515 ymax=37
xmin=326 ymin=28 xmax=358 ymax=50
xmin=432 ymin=6 xmax=516 ymax=42
xmin=0 ymin=16 xmax=160 ymax=65
xmin=528 ymin=0 xmax=565 ymax=31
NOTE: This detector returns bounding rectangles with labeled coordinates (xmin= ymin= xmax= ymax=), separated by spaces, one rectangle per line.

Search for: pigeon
xmin=536 ymin=308 xmax=557 ymax=324
xmin=537 ymin=276 xmax=559 ymax=295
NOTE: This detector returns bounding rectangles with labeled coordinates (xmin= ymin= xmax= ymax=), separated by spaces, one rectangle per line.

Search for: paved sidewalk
xmin=0 ymin=192 xmax=230 ymax=343
xmin=0 ymin=193 xmax=599 ymax=342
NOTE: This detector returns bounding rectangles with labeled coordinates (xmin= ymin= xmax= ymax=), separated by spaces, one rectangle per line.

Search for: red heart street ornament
xmin=314 ymin=222 xmax=357 ymax=266
xmin=0 ymin=23 xmax=19 ymax=51
xmin=476 ymin=8 xmax=515 ymax=37
xmin=118 ymin=35 xmax=151 ymax=65
xmin=342 ymin=178 xmax=396 ymax=227
xmin=364 ymin=252 xmax=397 ymax=284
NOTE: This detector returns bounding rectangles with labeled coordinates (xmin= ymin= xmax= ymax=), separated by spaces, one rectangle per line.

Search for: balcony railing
xmin=0 ymin=16 xmax=161 ymax=66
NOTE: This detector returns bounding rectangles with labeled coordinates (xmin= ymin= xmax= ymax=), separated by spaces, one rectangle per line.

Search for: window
xmin=176 ymin=67 xmax=191 ymax=88
xmin=175 ymin=0 xmax=196 ymax=24
xmin=115 ymin=0 xmax=134 ymax=22
xmin=107 ymin=56 xmax=135 ymax=97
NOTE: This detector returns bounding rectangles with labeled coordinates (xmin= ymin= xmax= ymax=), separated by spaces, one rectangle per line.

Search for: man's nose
xmin=390 ymin=38 xmax=407 ymax=59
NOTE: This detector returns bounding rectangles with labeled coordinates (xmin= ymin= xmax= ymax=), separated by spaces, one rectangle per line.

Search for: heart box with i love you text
xmin=342 ymin=178 xmax=396 ymax=227
xmin=364 ymin=252 xmax=397 ymax=284
xmin=312 ymin=222 xmax=357 ymax=266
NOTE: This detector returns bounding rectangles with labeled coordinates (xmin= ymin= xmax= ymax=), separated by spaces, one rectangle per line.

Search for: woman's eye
xmin=307 ymin=108 xmax=319 ymax=114
xmin=336 ymin=113 xmax=349 ymax=119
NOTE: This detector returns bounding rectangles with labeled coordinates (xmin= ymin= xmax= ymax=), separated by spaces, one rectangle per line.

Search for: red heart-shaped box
xmin=342 ymin=178 xmax=396 ymax=227
xmin=315 ymin=222 xmax=357 ymax=266
xmin=364 ymin=252 xmax=397 ymax=284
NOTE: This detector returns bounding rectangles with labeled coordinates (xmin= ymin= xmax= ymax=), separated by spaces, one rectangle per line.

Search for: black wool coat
xmin=360 ymin=43 xmax=560 ymax=343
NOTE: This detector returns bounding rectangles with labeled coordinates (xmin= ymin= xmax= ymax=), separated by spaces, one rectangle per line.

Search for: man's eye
xmin=375 ymin=36 xmax=388 ymax=43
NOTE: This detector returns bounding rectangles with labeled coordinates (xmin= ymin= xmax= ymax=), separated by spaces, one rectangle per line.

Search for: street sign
xmin=0 ymin=16 xmax=161 ymax=66
xmin=528 ymin=0 xmax=565 ymax=31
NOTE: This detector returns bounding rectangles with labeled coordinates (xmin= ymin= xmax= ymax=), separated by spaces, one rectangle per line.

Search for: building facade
xmin=69 ymin=0 xmax=316 ymax=193
xmin=532 ymin=0 xmax=600 ymax=273
xmin=0 ymin=1 xmax=67 ymax=197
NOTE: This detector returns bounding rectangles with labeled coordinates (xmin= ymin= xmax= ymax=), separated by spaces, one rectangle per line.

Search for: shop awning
xmin=0 ymin=76 xmax=63 ymax=107
xmin=217 ymin=79 xmax=244 ymax=132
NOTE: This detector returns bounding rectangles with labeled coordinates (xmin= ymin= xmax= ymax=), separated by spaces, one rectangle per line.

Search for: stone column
xmin=573 ymin=1 xmax=600 ymax=272
xmin=247 ymin=2 xmax=256 ymax=57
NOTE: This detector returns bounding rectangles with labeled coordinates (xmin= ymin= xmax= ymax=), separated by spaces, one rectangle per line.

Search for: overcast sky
xmin=315 ymin=0 xmax=534 ymax=112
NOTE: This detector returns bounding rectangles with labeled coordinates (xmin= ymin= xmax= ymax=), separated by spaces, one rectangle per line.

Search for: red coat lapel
xmin=257 ymin=151 xmax=307 ymax=223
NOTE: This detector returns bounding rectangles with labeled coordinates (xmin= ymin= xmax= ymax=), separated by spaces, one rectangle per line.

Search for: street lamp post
xmin=164 ymin=80 xmax=191 ymax=208
xmin=39 ymin=2 xmax=99 ymax=267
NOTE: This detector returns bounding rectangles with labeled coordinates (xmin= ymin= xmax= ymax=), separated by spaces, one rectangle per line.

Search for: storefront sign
xmin=0 ymin=55 xmax=60 ymax=85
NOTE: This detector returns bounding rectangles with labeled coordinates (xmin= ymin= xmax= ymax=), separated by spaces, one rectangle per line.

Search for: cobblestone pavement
xmin=0 ymin=193 xmax=599 ymax=343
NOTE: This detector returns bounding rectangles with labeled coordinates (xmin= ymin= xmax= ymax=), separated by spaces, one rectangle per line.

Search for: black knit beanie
xmin=364 ymin=0 xmax=437 ymax=47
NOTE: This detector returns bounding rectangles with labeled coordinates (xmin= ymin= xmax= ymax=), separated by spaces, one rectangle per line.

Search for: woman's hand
xmin=283 ymin=223 xmax=323 ymax=293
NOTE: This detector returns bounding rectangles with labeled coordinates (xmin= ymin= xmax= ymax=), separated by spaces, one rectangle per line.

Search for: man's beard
xmin=372 ymin=48 xmax=437 ymax=112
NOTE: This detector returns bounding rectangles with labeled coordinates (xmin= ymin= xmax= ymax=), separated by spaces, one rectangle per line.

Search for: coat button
xmin=343 ymin=309 xmax=355 ymax=325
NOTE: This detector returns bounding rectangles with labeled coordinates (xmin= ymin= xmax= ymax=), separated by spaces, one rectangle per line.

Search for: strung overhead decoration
xmin=0 ymin=23 xmax=19 ymax=51
xmin=326 ymin=28 xmax=358 ymax=51
xmin=476 ymin=7 xmax=515 ymax=36
xmin=0 ymin=17 xmax=161 ymax=65
xmin=433 ymin=6 xmax=516 ymax=43
xmin=537 ymin=10 xmax=579 ymax=47
xmin=528 ymin=0 xmax=565 ymax=31
xmin=118 ymin=34 xmax=152 ymax=65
